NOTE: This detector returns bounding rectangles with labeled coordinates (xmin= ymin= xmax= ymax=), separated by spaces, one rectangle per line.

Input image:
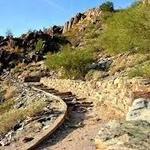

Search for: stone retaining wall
xmin=41 ymin=77 xmax=149 ymax=114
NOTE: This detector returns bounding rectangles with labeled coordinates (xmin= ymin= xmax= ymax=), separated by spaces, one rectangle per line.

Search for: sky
xmin=0 ymin=0 xmax=135 ymax=36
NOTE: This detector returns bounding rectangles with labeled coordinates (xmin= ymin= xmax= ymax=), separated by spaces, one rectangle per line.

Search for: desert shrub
xmin=128 ymin=61 xmax=150 ymax=78
xmin=45 ymin=45 xmax=95 ymax=79
xmin=101 ymin=4 xmax=150 ymax=54
xmin=100 ymin=1 xmax=114 ymax=12
xmin=35 ymin=39 xmax=45 ymax=52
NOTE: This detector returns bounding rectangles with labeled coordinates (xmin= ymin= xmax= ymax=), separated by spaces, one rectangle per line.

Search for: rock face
xmin=63 ymin=13 xmax=86 ymax=33
xmin=126 ymin=98 xmax=150 ymax=123
xmin=84 ymin=8 xmax=102 ymax=22
xmin=95 ymin=120 xmax=150 ymax=150
xmin=51 ymin=25 xmax=63 ymax=35
xmin=62 ymin=8 xmax=102 ymax=33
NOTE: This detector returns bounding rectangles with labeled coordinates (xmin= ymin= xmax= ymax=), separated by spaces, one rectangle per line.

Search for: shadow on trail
xmin=33 ymin=84 xmax=93 ymax=150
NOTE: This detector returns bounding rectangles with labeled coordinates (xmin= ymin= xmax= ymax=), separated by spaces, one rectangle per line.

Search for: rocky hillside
xmin=0 ymin=26 xmax=69 ymax=73
xmin=0 ymin=1 xmax=149 ymax=150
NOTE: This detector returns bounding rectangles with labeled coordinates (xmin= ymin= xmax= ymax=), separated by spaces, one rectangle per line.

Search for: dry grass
xmin=96 ymin=103 xmax=124 ymax=121
xmin=128 ymin=61 xmax=150 ymax=78
xmin=110 ymin=53 xmax=150 ymax=75
xmin=0 ymin=99 xmax=15 ymax=115
xmin=0 ymin=109 xmax=26 ymax=135
xmin=25 ymin=101 xmax=47 ymax=117
xmin=4 ymin=86 xmax=17 ymax=100
xmin=0 ymin=100 xmax=47 ymax=135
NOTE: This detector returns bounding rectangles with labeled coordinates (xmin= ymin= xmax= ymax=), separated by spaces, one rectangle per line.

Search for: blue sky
xmin=0 ymin=0 xmax=135 ymax=36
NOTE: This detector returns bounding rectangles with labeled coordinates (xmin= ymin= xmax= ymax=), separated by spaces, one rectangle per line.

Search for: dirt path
xmin=37 ymin=98 xmax=102 ymax=150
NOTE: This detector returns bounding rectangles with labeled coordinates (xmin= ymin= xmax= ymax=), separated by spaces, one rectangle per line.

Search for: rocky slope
xmin=0 ymin=2 xmax=150 ymax=150
xmin=0 ymin=26 xmax=68 ymax=73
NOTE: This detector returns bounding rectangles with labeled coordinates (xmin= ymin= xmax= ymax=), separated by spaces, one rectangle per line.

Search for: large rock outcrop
xmin=62 ymin=8 xmax=102 ymax=33
xmin=63 ymin=13 xmax=86 ymax=33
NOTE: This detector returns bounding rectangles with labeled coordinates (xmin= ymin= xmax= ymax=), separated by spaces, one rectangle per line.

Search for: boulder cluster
xmin=95 ymin=91 xmax=150 ymax=150
xmin=0 ymin=26 xmax=68 ymax=73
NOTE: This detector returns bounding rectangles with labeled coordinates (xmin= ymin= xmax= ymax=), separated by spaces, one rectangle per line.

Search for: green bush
xmin=100 ymin=1 xmax=114 ymax=12
xmin=35 ymin=39 xmax=45 ymax=52
xmin=45 ymin=45 xmax=95 ymax=79
xmin=101 ymin=4 xmax=150 ymax=54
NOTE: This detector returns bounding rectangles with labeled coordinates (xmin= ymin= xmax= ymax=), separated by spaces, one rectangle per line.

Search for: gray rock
xmin=126 ymin=98 xmax=150 ymax=123
xmin=131 ymin=98 xmax=147 ymax=110
xmin=88 ymin=58 xmax=112 ymax=71
xmin=95 ymin=120 xmax=150 ymax=150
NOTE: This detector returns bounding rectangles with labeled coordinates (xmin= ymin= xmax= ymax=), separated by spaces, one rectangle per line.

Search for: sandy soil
xmin=37 ymin=105 xmax=102 ymax=150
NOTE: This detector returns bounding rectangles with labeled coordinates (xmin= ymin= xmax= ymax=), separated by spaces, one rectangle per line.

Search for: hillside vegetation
xmin=46 ymin=2 xmax=150 ymax=79
xmin=101 ymin=4 xmax=150 ymax=54
xmin=0 ymin=1 xmax=149 ymax=79
xmin=46 ymin=46 xmax=95 ymax=79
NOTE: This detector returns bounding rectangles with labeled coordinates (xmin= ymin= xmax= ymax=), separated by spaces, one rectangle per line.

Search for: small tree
xmin=35 ymin=39 xmax=45 ymax=52
xmin=100 ymin=1 xmax=114 ymax=12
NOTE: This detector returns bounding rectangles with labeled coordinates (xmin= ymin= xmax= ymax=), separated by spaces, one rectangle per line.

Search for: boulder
xmin=88 ymin=58 xmax=113 ymax=71
xmin=126 ymin=98 xmax=150 ymax=123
